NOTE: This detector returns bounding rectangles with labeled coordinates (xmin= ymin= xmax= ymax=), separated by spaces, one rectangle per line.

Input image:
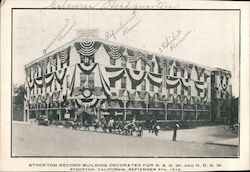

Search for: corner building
xmin=23 ymin=31 xmax=232 ymax=123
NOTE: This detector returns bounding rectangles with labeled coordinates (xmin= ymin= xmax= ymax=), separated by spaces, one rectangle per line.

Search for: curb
xmin=206 ymin=142 xmax=238 ymax=147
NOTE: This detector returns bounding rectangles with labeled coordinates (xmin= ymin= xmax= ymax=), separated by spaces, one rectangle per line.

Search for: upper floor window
xmin=150 ymin=63 xmax=155 ymax=72
xmin=181 ymin=86 xmax=184 ymax=95
xmin=110 ymin=58 xmax=116 ymax=65
xmin=88 ymin=73 xmax=95 ymax=87
xmin=173 ymin=67 xmax=177 ymax=76
xmin=80 ymin=73 xmax=87 ymax=88
xmin=141 ymin=80 xmax=146 ymax=91
xmin=121 ymin=57 xmax=126 ymax=67
xmin=174 ymin=87 xmax=177 ymax=94
xmin=121 ymin=76 xmax=126 ymax=89
xmin=141 ymin=61 xmax=146 ymax=71
xmin=132 ymin=61 xmax=137 ymax=69
xmin=181 ymin=68 xmax=185 ymax=78
xmin=81 ymin=55 xmax=94 ymax=65
xmin=188 ymin=86 xmax=191 ymax=96
xmin=150 ymin=84 xmax=154 ymax=92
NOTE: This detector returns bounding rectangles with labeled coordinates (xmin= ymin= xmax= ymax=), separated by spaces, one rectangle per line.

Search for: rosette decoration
xmin=126 ymin=69 xmax=146 ymax=89
xmin=58 ymin=46 xmax=71 ymax=65
xmin=103 ymin=43 xmax=125 ymax=60
xmin=77 ymin=63 xmax=97 ymax=74
xmin=75 ymin=98 xmax=99 ymax=108
xmin=147 ymin=72 xmax=162 ymax=87
xmin=55 ymin=68 xmax=67 ymax=86
xmin=105 ymin=67 xmax=125 ymax=87
xmin=74 ymin=41 xmax=102 ymax=56
xmin=127 ymin=49 xmax=152 ymax=66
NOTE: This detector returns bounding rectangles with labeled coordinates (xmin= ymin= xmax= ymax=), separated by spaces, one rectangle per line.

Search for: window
xmin=60 ymin=62 xmax=63 ymax=69
xmin=121 ymin=57 xmax=126 ymax=67
xmin=54 ymin=79 xmax=57 ymax=91
xmin=150 ymin=84 xmax=154 ymax=92
xmin=181 ymin=87 xmax=184 ymax=95
xmin=141 ymin=80 xmax=146 ymax=91
xmin=132 ymin=61 xmax=137 ymax=69
xmin=50 ymin=66 xmax=52 ymax=73
xmin=197 ymin=90 xmax=200 ymax=97
xmin=80 ymin=73 xmax=87 ymax=88
xmin=181 ymin=69 xmax=185 ymax=77
xmin=110 ymin=58 xmax=116 ymax=65
xmin=141 ymin=61 xmax=146 ymax=71
xmin=226 ymin=77 xmax=229 ymax=85
xmin=188 ymin=86 xmax=191 ymax=96
xmin=188 ymin=73 xmax=191 ymax=79
xmin=81 ymin=56 xmax=94 ymax=64
xmin=150 ymin=63 xmax=154 ymax=72
xmin=41 ymin=87 xmax=43 ymax=94
xmin=110 ymin=81 xmax=116 ymax=88
xmin=173 ymin=67 xmax=177 ymax=76
xmin=88 ymin=73 xmax=95 ymax=87
xmin=121 ymin=76 xmax=126 ymax=89
xmin=174 ymin=87 xmax=177 ymax=94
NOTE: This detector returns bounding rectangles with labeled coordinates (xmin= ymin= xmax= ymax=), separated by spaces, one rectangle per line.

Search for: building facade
xmin=23 ymin=31 xmax=232 ymax=123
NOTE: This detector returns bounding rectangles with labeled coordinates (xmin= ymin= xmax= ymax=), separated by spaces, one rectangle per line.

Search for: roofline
xmin=24 ymin=36 xmax=227 ymax=72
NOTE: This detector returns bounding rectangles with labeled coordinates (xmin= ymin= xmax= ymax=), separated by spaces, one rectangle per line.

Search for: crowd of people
xmin=37 ymin=114 xmax=180 ymax=140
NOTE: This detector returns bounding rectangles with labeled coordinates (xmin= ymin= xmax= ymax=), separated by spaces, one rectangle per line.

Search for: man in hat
xmin=172 ymin=123 xmax=180 ymax=141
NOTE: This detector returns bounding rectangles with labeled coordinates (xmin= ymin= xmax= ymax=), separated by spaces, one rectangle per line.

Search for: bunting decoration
xmin=25 ymin=68 xmax=31 ymax=77
xmin=136 ymin=91 xmax=147 ymax=100
xmin=126 ymin=69 xmax=146 ymax=89
xmin=201 ymin=88 xmax=208 ymax=103
xmin=179 ymin=78 xmax=189 ymax=90
xmin=58 ymin=46 xmax=71 ymax=64
xmin=98 ymin=65 xmax=111 ymax=98
xmin=147 ymin=72 xmax=162 ymax=87
xmin=69 ymin=66 xmax=76 ymax=97
xmin=178 ymin=95 xmax=187 ymax=103
xmin=74 ymin=41 xmax=102 ymax=57
xmin=26 ymin=77 xmax=34 ymax=91
xmin=52 ymin=91 xmax=60 ymax=101
xmin=127 ymin=49 xmax=152 ymax=66
xmin=105 ymin=67 xmax=125 ymax=86
xmin=195 ymin=66 xmax=205 ymax=78
xmin=166 ymin=76 xmax=180 ymax=89
xmin=55 ymin=68 xmax=67 ymax=85
xmin=48 ymin=54 xmax=58 ymax=66
xmin=34 ymin=76 xmax=43 ymax=88
xmin=77 ymin=63 xmax=97 ymax=74
xmin=194 ymin=81 xmax=204 ymax=93
xmin=75 ymin=98 xmax=99 ymax=108
xmin=179 ymin=62 xmax=193 ymax=74
xmin=45 ymin=73 xmax=54 ymax=87
xmin=103 ymin=43 xmax=125 ymax=60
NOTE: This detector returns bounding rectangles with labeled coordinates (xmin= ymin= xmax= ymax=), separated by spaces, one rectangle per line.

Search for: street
xmin=12 ymin=122 xmax=238 ymax=157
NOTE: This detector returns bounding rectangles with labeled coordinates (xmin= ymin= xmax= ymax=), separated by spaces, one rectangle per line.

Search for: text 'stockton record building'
xmin=23 ymin=30 xmax=232 ymax=123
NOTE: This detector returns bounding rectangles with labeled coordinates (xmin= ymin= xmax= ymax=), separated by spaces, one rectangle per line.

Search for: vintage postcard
xmin=0 ymin=0 xmax=249 ymax=171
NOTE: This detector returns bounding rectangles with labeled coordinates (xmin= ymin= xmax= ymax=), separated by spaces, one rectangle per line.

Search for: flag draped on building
xmin=103 ymin=43 xmax=125 ymax=60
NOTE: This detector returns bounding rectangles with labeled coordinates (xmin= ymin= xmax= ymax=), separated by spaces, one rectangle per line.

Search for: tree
xmin=13 ymin=84 xmax=26 ymax=109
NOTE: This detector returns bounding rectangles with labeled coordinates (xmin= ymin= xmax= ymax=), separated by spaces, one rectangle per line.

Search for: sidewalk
xmin=142 ymin=125 xmax=239 ymax=147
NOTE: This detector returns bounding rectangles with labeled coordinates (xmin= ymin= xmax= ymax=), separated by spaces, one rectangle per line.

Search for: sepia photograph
xmin=11 ymin=8 xmax=240 ymax=158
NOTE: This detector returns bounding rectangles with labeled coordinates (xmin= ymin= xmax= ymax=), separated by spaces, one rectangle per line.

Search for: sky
xmin=12 ymin=9 xmax=240 ymax=96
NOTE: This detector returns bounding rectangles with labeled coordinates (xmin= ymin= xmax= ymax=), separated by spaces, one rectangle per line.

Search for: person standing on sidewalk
xmin=172 ymin=123 xmax=180 ymax=141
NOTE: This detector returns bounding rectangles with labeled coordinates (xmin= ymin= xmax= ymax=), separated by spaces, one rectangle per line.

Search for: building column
xmin=123 ymin=100 xmax=127 ymax=121
xmin=165 ymin=102 xmax=168 ymax=121
xmin=181 ymin=104 xmax=184 ymax=121
xmin=195 ymin=105 xmax=198 ymax=120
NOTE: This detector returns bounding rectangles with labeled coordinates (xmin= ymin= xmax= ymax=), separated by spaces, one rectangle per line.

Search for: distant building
xmin=23 ymin=30 xmax=233 ymax=123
